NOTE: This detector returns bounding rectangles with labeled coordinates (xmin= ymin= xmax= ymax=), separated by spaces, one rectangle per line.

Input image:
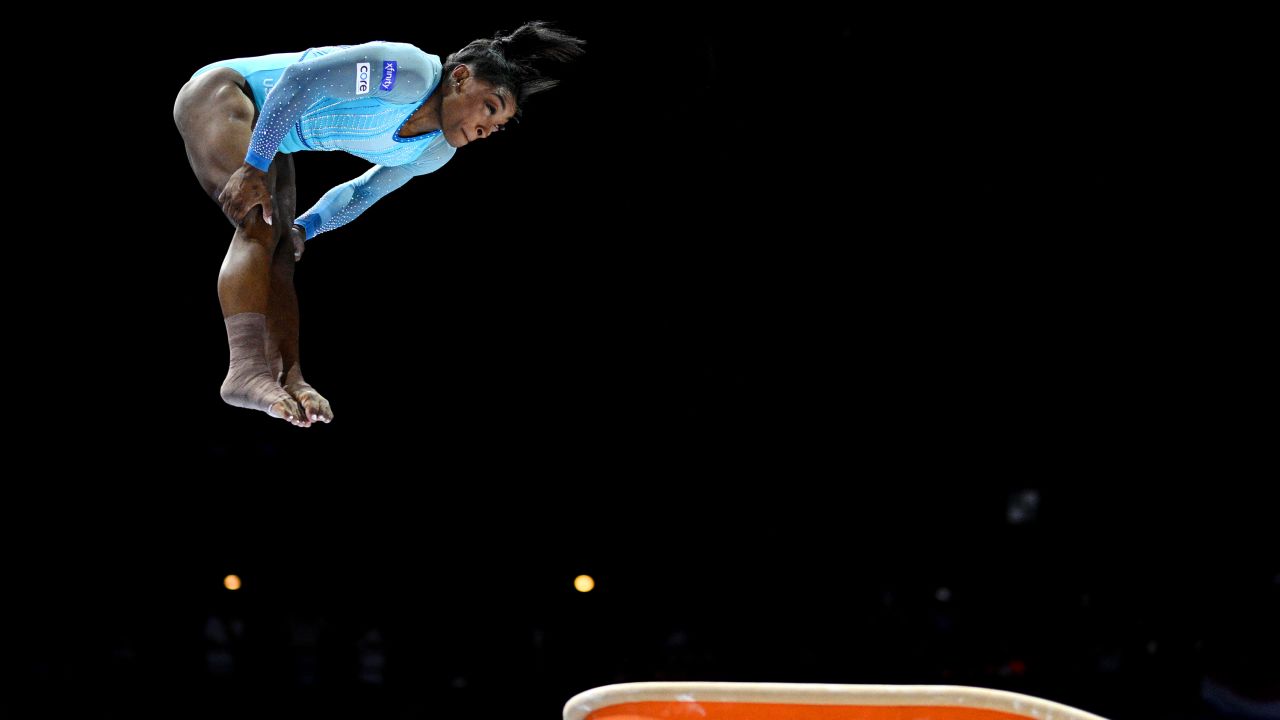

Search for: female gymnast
xmin=173 ymin=22 xmax=584 ymax=426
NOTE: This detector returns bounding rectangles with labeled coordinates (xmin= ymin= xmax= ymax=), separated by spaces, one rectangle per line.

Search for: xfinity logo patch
xmin=355 ymin=62 xmax=370 ymax=94
xmin=380 ymin=61 xmax=398 ymax=91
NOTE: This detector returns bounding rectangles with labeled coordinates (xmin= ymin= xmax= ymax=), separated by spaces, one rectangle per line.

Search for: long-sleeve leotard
xmin=192 ymin=40 xmax=456 ymax=241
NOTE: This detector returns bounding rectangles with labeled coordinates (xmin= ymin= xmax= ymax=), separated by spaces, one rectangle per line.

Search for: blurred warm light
xmin=574 ymin=574 xmax=595 ymax=593
xmin=224 ymin=574 xmax=242 ymax=591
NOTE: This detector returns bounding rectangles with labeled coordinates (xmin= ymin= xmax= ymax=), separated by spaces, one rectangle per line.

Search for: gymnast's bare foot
xmin=285 ymin=380 xmax=333 ymax=424
xmin=221 ymin=367 xmax=310 ymax=427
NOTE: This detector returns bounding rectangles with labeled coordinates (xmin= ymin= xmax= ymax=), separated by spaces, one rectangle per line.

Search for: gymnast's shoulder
xmin=362 ymin=40 xmax=444 ymax=98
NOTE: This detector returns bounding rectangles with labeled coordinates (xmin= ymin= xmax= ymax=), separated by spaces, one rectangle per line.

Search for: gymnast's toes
xmin=286 ymin=382 xmax=333 ymax=424
xmin=269 ymin=396 xmax=310 ymax=427
xmin=221 ymin=366 xmax=308 ymax=426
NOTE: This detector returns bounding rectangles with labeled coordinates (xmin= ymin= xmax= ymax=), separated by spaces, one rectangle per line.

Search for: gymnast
xmin=173 ymin=22 xmax=584 ymax=426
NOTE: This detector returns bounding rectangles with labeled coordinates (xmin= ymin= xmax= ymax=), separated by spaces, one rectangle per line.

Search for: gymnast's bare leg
xmin=174 ymin=67 xmax=322 ymax=426
xmin=266 ymin=155 xmax=333 ymax=424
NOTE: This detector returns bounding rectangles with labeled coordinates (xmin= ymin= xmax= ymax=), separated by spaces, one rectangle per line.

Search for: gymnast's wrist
xmin=242 ymin=153 xmax=271 ymax=174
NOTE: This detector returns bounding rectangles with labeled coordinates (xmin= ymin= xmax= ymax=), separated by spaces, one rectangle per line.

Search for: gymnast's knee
xmin=235 ymin=205 xmax=283 ymax=249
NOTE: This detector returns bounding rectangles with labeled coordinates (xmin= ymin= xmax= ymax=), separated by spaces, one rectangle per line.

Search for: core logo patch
xmin=355 ymin=62 xmax=371 ymax=94
xmin=381 ymin=61 xmax=398 ymax=91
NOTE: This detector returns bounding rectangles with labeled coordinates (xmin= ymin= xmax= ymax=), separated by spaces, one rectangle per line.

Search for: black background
xmin=16 ymin=6 xmax=1272 ymax=719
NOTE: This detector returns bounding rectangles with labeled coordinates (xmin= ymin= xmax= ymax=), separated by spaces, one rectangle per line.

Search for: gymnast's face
xmin=442 ymin=65 xmax=517 ymax=148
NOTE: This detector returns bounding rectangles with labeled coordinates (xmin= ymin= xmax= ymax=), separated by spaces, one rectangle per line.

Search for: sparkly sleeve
xmin=293 ymin=143 xmax=455 ymax=241
xmin=243 ymin=40 xmax=438 ymax=172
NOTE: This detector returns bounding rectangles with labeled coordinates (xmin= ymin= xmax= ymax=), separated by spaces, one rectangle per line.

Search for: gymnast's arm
xmin=293 ymin=138 xmax=455 ymax=243
xmin=292 ymin=163 xmax=418 ymax=242
xmin=219 ymin=40 xmax=436 ymax=225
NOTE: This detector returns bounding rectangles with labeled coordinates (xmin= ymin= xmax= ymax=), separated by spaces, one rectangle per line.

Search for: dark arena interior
xmin=18 ymin=7 xmax=1270 ymax=719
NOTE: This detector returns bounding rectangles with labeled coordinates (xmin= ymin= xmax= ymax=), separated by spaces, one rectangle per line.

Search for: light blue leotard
xmin=189 ymin=40 xmax=456 ymax=241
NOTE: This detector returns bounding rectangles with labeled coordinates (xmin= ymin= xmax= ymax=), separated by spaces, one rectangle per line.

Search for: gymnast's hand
xmin=289 ymin=224 xmax=305 ymax=262
xmin=219 ymin=163 xmax=274 ymax=228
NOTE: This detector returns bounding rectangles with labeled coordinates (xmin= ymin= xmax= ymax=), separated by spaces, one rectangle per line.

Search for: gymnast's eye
xmin=486 ymin=103 xmax=495 ymax=115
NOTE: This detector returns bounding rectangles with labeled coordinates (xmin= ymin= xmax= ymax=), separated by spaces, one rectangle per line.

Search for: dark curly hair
xmin=443 ymin=21 xmax=586 ymax=118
